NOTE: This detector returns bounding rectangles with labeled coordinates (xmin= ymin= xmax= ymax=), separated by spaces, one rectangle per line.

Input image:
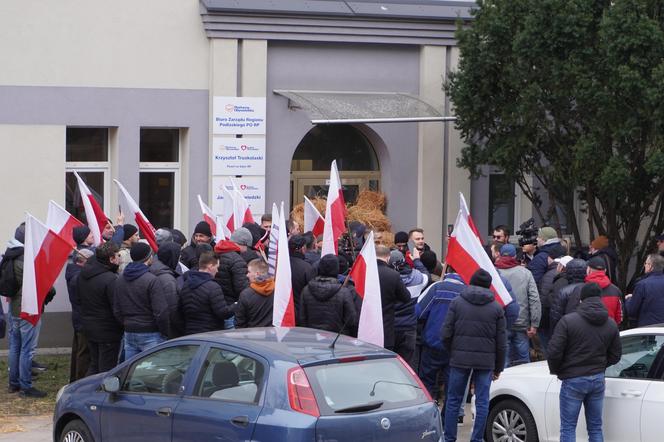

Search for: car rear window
xmin=304 ymin=357 xmax=428 ymax=415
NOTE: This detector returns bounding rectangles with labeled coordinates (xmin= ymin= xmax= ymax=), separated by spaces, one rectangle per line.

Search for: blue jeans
xmin=123 ymin=332 xmax=166 ymax=360
xmin=224 ymin=315 xmax=236 ymax=330
xmin=538 ymin=328 xmax=551 ymax=358
xmin=560 ymin=373 xmax=605 ymax=442
xmin=444 ymin=367 xmax=492 ymax=442
xmin=8 ymin=317 xmax=42 ymax=390
xmin=418 ymin=346 xmax=450 ymax=400
xmin=506 ymin=330 xmax=530 ymax=367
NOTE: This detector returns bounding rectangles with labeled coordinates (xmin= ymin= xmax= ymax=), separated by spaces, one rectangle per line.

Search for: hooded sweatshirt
xmin=235 ymin=278 xmax=276 ymax=328
xmin=78 ymin=256 xmax=122 ymax=342
xmin=299 ymin=276 xmax=357 ymax=333
xmin=179 ymin=270 xmax=231 ymax=334
xmin=547 ymin=297 xmax=622 ymax=379
xmin=585 ymin=271 xmax=623 ymax=324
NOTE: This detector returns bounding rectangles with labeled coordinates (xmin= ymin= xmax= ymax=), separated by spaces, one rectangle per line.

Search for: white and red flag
xmin=267 ymin=203 xmax=279 ymax=276
xmin=272 ymin=202 xmax=296 ymax=327
xmin=349 ymin=231 xmax=384 ymax=347
xmin=73 ymin=171 xmax=108 ymax=246
xmin=303 ymin=196 xmax=324 ymax=237
xmin=221 ymin=185 xmax=236 ymax=234
xmin=215 ymin=215 xmax=231 ymax=241
xmin=459 ymin=193 xmax=483 ymax=244
xmin=46 ymin=200 xmax=83 ymax=248
xmin=321 ymin=160 xmax=347 ymax=256
xmin=21 ymin=214 xmax=72 ymax=324
xmin=197 ymin=195 xmax=218 ymax=239
xmin=114 ymin=179 xmax=158 ymax=252
xmin=446 ymin=193 xmax=512 ymax=306
xmin=229 ymin=179 xmax=254 ymax=229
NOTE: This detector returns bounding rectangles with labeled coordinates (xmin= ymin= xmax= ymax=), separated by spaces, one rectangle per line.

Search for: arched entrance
xmin=290 ymin=125 xmax=380 ymax=208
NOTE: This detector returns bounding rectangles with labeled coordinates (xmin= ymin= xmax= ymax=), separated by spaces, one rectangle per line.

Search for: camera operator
xmin=516 ymin=219 xmax=538 ymax=266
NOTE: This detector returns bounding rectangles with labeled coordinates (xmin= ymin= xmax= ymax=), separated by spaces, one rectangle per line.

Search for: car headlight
xmin=55 ymin=385 xmax=67 ymax=403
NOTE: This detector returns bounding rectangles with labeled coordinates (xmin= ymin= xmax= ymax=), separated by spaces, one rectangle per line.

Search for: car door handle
xmin=156 ymin=407 xmax=172 ymax=417
xmin=620 ymin=390 xmax=642 ymax=397
xmin=231 ymin=415 xmax=249 ymax=427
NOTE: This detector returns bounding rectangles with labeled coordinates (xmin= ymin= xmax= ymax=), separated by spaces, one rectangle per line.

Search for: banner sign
xmin=212 ymin=138 xmax=265 ymax=176
xmin=213 ymin=97 xmax=266 ymax=135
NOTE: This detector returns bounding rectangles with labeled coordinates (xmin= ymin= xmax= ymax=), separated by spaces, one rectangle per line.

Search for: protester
xmin=150 ymin=242 xmax=184 ymax=338
xmin=409 ymin=228 xmax=430 ymax=252
xmin=585 ymin=256 xmax=623 ymax=325
xmin=234 ymin=225 xmax=261 ymax=263
xmin=260 ymin=214 xmax=272 ymax=231
xmin=420 ymin=250 xmax=443 ymax=284
xmin=299 ymin=254 xmax=357 ymax=333
xmin=547 ymin=283 xmax=621 ymax=442
xmin=65 ymin=248 xmax=94 ymax=382
xmin=113 ymin=242 xmax=169 ymax=360
xmin=528 ymin=226 xmax=563 ymax=285
xmin=179 ymin=251 xmax=231 ymax=334
xmin=154 ymin=228 xmax=174 ymax=247
xmin=235 ymin=259 xmax=275 ymax=328
xmin=492 ymin=225 xmax=511 ymax=244
xmin=441 ymin=268 xmax=506 ymax=441
xmin=77 ymin=242 xmax=123 ymax=376
xmin=180 ymin=221 xmax=215 ymax=269
xmin=288 ymin=234 xmax=315 ymax=322
xmin=549 ymin=258 xmax=587 ymax=330
xmin=214 ymin=236 xmax=250 ymax=328
xmin=301 ymin=231 xmax=320 ymax=266
xmin=375 ymin=245 xmax=411 ymax=351
xmin=72 ymin=225 xmax=94 ymax=249
xmin=117 ymin=224 xmax=140 ymax=273
xmin=626 ymin=253 xmax=664 ymax=326
xmin=588 ymin=235 xmax=619 ymax=284
xmin=536 ymin=243 xmax=567 ymax=356
xmin=495 ymin=243 xmax=540 ymax=366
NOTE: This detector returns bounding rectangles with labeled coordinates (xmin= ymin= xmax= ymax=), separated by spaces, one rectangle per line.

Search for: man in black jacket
xmin=77 ymin=242 xmax=123 ymax=375
xmin=214 ymin=238 xmax=250 ymax=329
xmin=114 ymin=242 xmax=170 ymax=360
xmin=441 ymin=268 xmax=506 ymax=441
xmin=150 ymin=242 xmax=184 ymax=338
xmin=235 ymin=259 xmax=275 ymax=328
xmin=375 ymin=245 xmax=411 ymax=351
xmin=66 ymin=248 xmax=94 ymax=382
xmin=289 ymin=234 xmax=315 ymax=322
xmin=299 ymin=254 xmax=357 ymax=333
xmin=180 ymin=252 xmax=232 ymax=334
xmin=548 ymin=283 xmax=621 ymax=442
xmin=180 ymin=221 xmax=215 ymax=270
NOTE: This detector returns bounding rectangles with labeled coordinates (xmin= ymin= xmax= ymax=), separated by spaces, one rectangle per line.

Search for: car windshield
xmin=304 ymin=357 xmax=427 ymax=415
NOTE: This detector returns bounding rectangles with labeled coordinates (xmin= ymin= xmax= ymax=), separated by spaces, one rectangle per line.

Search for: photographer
xmin=517 ymin=218 xmax=539 ymax=266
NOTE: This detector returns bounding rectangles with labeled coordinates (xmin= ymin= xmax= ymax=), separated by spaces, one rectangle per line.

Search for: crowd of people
xmin=2 ymin=215 xmax=664 ymax=441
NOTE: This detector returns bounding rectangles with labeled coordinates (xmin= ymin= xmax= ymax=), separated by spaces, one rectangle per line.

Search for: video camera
xmin=516 ymin=218 xmax=538 ymax=247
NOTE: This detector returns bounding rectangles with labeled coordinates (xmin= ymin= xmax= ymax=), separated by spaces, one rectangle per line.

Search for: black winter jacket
xmin=180 ymin=271 xmax=231 ymax=335
xmin=77 ymin=257 xmax=123 ymax=343
xmin=65 ymin=263 xmax=83 ymax=332
xmin=235 ymin=284 xmax=274 ymax=328
xmin=113 ymin=263 xmax=169 ymax=336
xmin=150 ymin=259 xmax=184 ymax=338
xmin=215 ymin=242 xmax=250 ymax=305
xmin=240 ymin=249 xmax=261 ymax=264
xmin=299 ymin=277 xmax=357 ymax=334
xmin=547 ymin=297 xmax=621 ymax=379
xmin=441 ymin=285 xmax=507 ymax=371
xmin=549 ymin=259 xmax=587 ymax=331
xmin=377 ymin=260 xmax=413 ymax=349
xmin=537 ymin=262 xmax=559 ymax=331
xmin=180 ymin=239 xmax=215 ymax=270
xmin=290 ymin=252 xmax=316 ymax=322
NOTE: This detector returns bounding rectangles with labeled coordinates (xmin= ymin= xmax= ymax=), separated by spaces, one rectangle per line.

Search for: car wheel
xmin=485 ymin=399 xmax=539 ymax=442
xmin=60 ymin=419 xmax=95 ymax=442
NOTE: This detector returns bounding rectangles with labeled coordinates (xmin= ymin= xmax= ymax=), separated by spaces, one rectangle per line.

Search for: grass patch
xmin=0 ymin=354 xmax=70 ymax=416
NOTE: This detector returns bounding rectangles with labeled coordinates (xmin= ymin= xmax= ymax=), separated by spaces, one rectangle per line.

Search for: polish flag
xmin=459 ymin=193 xmax=483 ymax=244
xmin=349 ymin=231 xmax=384 ymax=347
xmin=272 ymin=202 xmax=295 ymax=327
xmin=321 ymin=160 xmax=347 ymax=256
xmin=221 ymin=186 xmax=236 ymax=234
xmin=114 ymin=179 xmax=158 ymax=252
xmin=267 ymin=203 xmax=279 ymax=276
xmin=21 ymin=214 xmax=73 ymax=324
xmin=446 ymin=193 xmax=512 ymax=306
xmin=215 ymin=215 xmax=231 ymax=241
xmin=46 ymin=200 xmax=83 ymax=248
xmin=229 ymin=179 xmax=254 ymax=228
xmin=197 ymin=195 xmax=218 ymax=238
xmin=73 ymin=171 xmax=108 ymax=246
xmin=303 ymin=196 xmax=324 ymax=237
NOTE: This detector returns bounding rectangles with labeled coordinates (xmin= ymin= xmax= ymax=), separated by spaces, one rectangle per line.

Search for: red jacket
xmin=585 ymin=272 xmax=623 ymax=324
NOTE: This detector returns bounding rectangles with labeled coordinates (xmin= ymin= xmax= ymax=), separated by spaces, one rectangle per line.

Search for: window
xmin=122 ymin=345 xmax=199 ymax=395
xmin=65 ymin=128 xmax=110 ymax=222
xmin=139 ymin=129 xmax=180 ymax=229
xmin=488 ymin=173 xmax=515 ymax=235
xmin=193 ymin=348 xmax=264 ymax=403
xmin=605 ymin=335 xmax=664 ymax=379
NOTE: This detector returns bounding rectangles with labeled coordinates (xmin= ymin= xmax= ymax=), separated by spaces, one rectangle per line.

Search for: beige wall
xmin=0 ymin=124 xmax=66 ymax=244
xmin=0 ymin=0 xmax=209 ymax=89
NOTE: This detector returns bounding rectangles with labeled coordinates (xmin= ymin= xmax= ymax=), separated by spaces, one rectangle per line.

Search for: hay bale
xmin=355 ymin=190 xmax=386 ymax=211
xmin=290 ymin=197 xmax=328 ymax=230
xmin=347 ymin=206 xmax=391 ymax=233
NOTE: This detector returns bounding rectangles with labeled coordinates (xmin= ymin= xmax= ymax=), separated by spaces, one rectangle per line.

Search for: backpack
xmin=0 ymin=256 xmax=19 ymax=298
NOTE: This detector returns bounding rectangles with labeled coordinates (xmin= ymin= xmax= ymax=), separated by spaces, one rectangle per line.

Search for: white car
xmin=485 ymin=326 xmax=664 ymax=442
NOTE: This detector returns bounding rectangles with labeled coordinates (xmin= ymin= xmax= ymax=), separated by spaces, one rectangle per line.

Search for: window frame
xmin=65 ymin=127 xmax=111 ymax=215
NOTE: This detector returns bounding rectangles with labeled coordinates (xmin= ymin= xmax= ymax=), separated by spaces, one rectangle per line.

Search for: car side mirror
xmin=102 ymin=376 xmax=120 ymax=393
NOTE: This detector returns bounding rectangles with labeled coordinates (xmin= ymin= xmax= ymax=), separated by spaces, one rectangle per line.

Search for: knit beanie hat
xmin=72 ymin=225 xmax=91 ymax=245
xmin=388 ymin=250 xmax=405 ymax=265
xmin=130 ymin=242 xmax=152 ymax=262
xmin=394 ymin=231 xmax=409 ymax=244
xmin=469 ymin=268 xmax=492 ymax=289
xmin=547 ymin=243 xmax=567 ymax=260
xmin=419 ymin=250 xmax=438 ymax=273
xmin=591 ymin=235 xmax=609 ymax=250
xmin=538 ymin=227 xmax=558 ymax=242
xmin=193 ymin=221 xmax=212 ymax=237
xmin=500 ymin=243 xmax=517 ymax=257
xmin=123 ymin=224 xmax=138 ymax=241
xmin=230 ymin=227 xmax=253 ymax=247
xmin=587 ymin=256 xmax=607 ymax=271
xmin=155 ymin=228 xmax=173 ymax=245
xmin=318 ymin=254 xmax=340 ymax=277
xmin=580 ymin=282 xmax=601 ymax=300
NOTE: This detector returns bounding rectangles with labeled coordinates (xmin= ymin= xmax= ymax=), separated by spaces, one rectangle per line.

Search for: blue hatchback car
xmin=53 ymin=327 xmax=442 ymax=442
